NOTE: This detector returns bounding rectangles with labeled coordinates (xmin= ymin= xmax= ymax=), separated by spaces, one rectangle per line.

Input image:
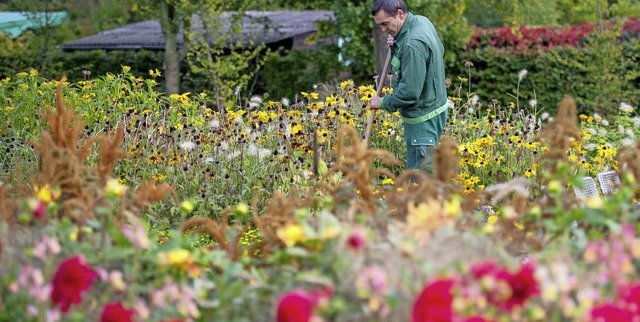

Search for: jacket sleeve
xmin=382 ymin=43 xmax=428 ymax=112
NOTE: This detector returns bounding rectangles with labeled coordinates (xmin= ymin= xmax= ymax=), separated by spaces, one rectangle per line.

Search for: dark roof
xmin=61 ymin=10 xmax=334 ymax=50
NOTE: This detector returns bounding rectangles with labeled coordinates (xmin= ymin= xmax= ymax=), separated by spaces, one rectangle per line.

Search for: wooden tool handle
xmin=363 ymin=48 xmax=392 ymax=145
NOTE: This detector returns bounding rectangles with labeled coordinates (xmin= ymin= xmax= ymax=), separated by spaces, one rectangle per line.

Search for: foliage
xmin=257 ymin=44 xmax=342 ymax=100
xmin=468 ymin=0 xmax=640 ymax=27
xmin=2 ymin=70 xmax=640 ymax=320
xmin=450 ymin=18 xmax=640 ymax=116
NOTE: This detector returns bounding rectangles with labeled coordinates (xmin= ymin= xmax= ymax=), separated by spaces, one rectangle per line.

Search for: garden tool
xmin=363 ymin=46 xmax=392 ymax=145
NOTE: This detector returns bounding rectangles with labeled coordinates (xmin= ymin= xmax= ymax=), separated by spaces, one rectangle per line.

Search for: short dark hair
xmin=370 ymin=0 xmax=407 ymax=16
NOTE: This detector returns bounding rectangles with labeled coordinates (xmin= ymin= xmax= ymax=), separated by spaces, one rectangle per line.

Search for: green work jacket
xmin=380 ymin=12 xmax=447 ymax=119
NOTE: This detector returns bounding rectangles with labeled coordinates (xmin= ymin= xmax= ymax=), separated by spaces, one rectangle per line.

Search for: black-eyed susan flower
xmin=301 ymin=91 xmax=319 ymax=100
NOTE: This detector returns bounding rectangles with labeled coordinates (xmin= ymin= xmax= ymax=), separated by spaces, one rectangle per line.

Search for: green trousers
xmin=403 ymin=109 xmax=448 ymax=172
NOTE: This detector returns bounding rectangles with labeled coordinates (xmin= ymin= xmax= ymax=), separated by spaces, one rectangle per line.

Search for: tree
xmin=6 ymin=0 xmax=67 ymax=77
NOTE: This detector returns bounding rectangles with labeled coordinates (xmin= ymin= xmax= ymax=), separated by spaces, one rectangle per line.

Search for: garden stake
xmin=363 ymin=46 xmax=392 ymax=145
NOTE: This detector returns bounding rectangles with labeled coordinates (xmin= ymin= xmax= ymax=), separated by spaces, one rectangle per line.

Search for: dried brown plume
xmin=325 ymin=125 xmax=401 ymax=215
xmin=538 ymin=96 xmax=582 ymax=162
xmin=618 ymin=140 xmax=640 ymax=200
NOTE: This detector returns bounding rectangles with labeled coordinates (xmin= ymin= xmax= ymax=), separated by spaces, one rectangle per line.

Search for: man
xmin=369 ymin=0 xmax=448 ymax=172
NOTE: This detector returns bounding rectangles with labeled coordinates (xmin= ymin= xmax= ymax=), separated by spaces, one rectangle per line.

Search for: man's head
xmin=370 ymin=0 xmax=408 ymax=37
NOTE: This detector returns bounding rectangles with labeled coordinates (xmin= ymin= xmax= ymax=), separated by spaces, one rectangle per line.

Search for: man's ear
xmin=396 ymin=9 xmax=406 ymax=20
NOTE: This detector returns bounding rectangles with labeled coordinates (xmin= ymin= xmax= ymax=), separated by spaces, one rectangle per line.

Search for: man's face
xmin=373 ymin=9 xmax=406 ymax=37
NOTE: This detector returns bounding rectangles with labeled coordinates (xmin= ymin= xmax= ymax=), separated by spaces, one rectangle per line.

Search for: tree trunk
xmin=159 ymin=1 xmax=180 ymax=95
xmin=373 ymin=24 xmax=388 ymax=85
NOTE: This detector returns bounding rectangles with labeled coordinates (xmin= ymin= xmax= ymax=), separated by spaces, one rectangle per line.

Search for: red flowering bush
xmin=468 ymin=17 xmax=640 ymax=54
xmin=50 ymin=256 xmax=97 ymax=313
xmin=100 ymin=302 xmax=136 ymax=322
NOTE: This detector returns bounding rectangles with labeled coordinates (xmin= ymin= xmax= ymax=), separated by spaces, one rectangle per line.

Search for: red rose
xmin=276 ymin=289 xmax=315 ymax=322
xmin=346 ymin=229 xmax=367 ymax=251
xmin=470 ymin=261 xmax=501 ymax=279
xmin=100 ymin=302 xmax=135 ymax=322
xmin=463 ymin=317 xmax=494 ymax=322
xmin=501 ymin=262 xmax=539 ymax=310
xmin=50 ymin=256 xmax=97 ymax=313
xmin=412 ymin=278 xmax=455 ymax=322
xmin=591 ymin=303 xmax=634 ymax=321
xmin=618 ymin=282 xmax=640 ymax=315
xmin=470 ymin=261 xmax=539 ymax=311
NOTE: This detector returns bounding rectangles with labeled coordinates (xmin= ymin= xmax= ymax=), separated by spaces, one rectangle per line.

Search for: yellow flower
xmin=34 ymin=184 xmax=59 ymax=204
xmin=339 ymin=79 xmax=354 ymax=90
xmin=105 ymin=178 xmax=128 ymax=198
xmin=487 ymin=215 xmax=498 ymax=224
xmin=360 ymin=91 xmax=375 ymax=101
xmin=290 ymin=123 xmax=303 ymax=135
xmin=236 ymin=202 xmax=250 ymax=215
xmin=149 ymin=68 xmax=161 ymax=77
xmin=582 ymin=196 xmax=603 ymax=209
xmin=381 ymin=178 xmax=394 ymax=185
xmin=276 ymin=224 xmax=306 ymax=247
xmin=159 ymin=248 xmax=193 ymax=268
xmin=524 ymin=168 xmax=536 ymax=178
xmin=514 ymin=221 xmax=525 ymax=231
xmin=445 ymin=196 xmax=462 ymax=217
xmin=180 ymin=200 xmax=195 ymax=213
xmin=301 ymin=91 xmax=319 ymax=100
xmin=358 ymin=84 xmax=374 ymax=95
xmin=255 ymin=111 xmax=270 ymax=123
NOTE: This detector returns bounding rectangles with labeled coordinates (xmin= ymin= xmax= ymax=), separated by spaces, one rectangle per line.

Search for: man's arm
xmin=381 ymin=44 xmax=428 ymax=112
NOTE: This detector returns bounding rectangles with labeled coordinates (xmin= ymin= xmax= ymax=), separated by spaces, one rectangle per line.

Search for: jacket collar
xmin=394 ymin=12 xmax=415 ymax=44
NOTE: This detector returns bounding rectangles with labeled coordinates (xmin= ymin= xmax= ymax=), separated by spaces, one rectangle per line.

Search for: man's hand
xmin=370 ymin=95 xmax=381 ymax=110
xmin=387 ymin=35 xmax=394 ymax=46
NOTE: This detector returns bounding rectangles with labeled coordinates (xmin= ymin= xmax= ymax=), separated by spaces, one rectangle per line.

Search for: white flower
xmin=601 ymin=119 xmax=609 ymax=126
xmin=618 ymin=125 xmax=626 ymax=134
xmin=179 ymin=141 xmax=196 ymax=151
xmin=228 ymin=151 xmax=241 ymax=160
xmin=234 ymin=116 xmax=243 ymax=124
xmin=469 ymin=95 xmax=479 ymax=106
xmin=220 ymin=141 xmax=229 ymax=150
xmin=587 ymin=128 xmax=597 ymax=135
xmin=541 ymin=112 xmax=550 ymax=121
xmin=583 ymin=143 xmax=597 ymax=151
xmin=518 ymin=69 xmax=528 ymax=81
xmin=447 ymin=99 xmax=455 ymax=109
xmin=598 ymin=129 xmax=608 ymax=136
xmin=203 ymin=157 xmax=215 ymax=164
xmin=281 ymin=97 xmax=290 ymax=107
xmin=633 ymin=117 xmax=640 ymax=127
xmin=467 ymin=107 xmax=475 ymax=114
xmin=626 ymin=129 xmax=635 ymax=139
xmin=250 ymin=95 xmax=263 ymax=105
xmin=208 ymin=119 xmax=220 ymax=129
xmin=622 ymin=138 xmax=635 ymax=146
xmin=620 ymin=102 xmax=634 ymax=113
xmin=529 ymin=99 xmax=537 ymax=108
xmin=256 ymin=148 xmax=271 ymax=161
xmin=247 ymin=144 xmax=259 ymax=156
